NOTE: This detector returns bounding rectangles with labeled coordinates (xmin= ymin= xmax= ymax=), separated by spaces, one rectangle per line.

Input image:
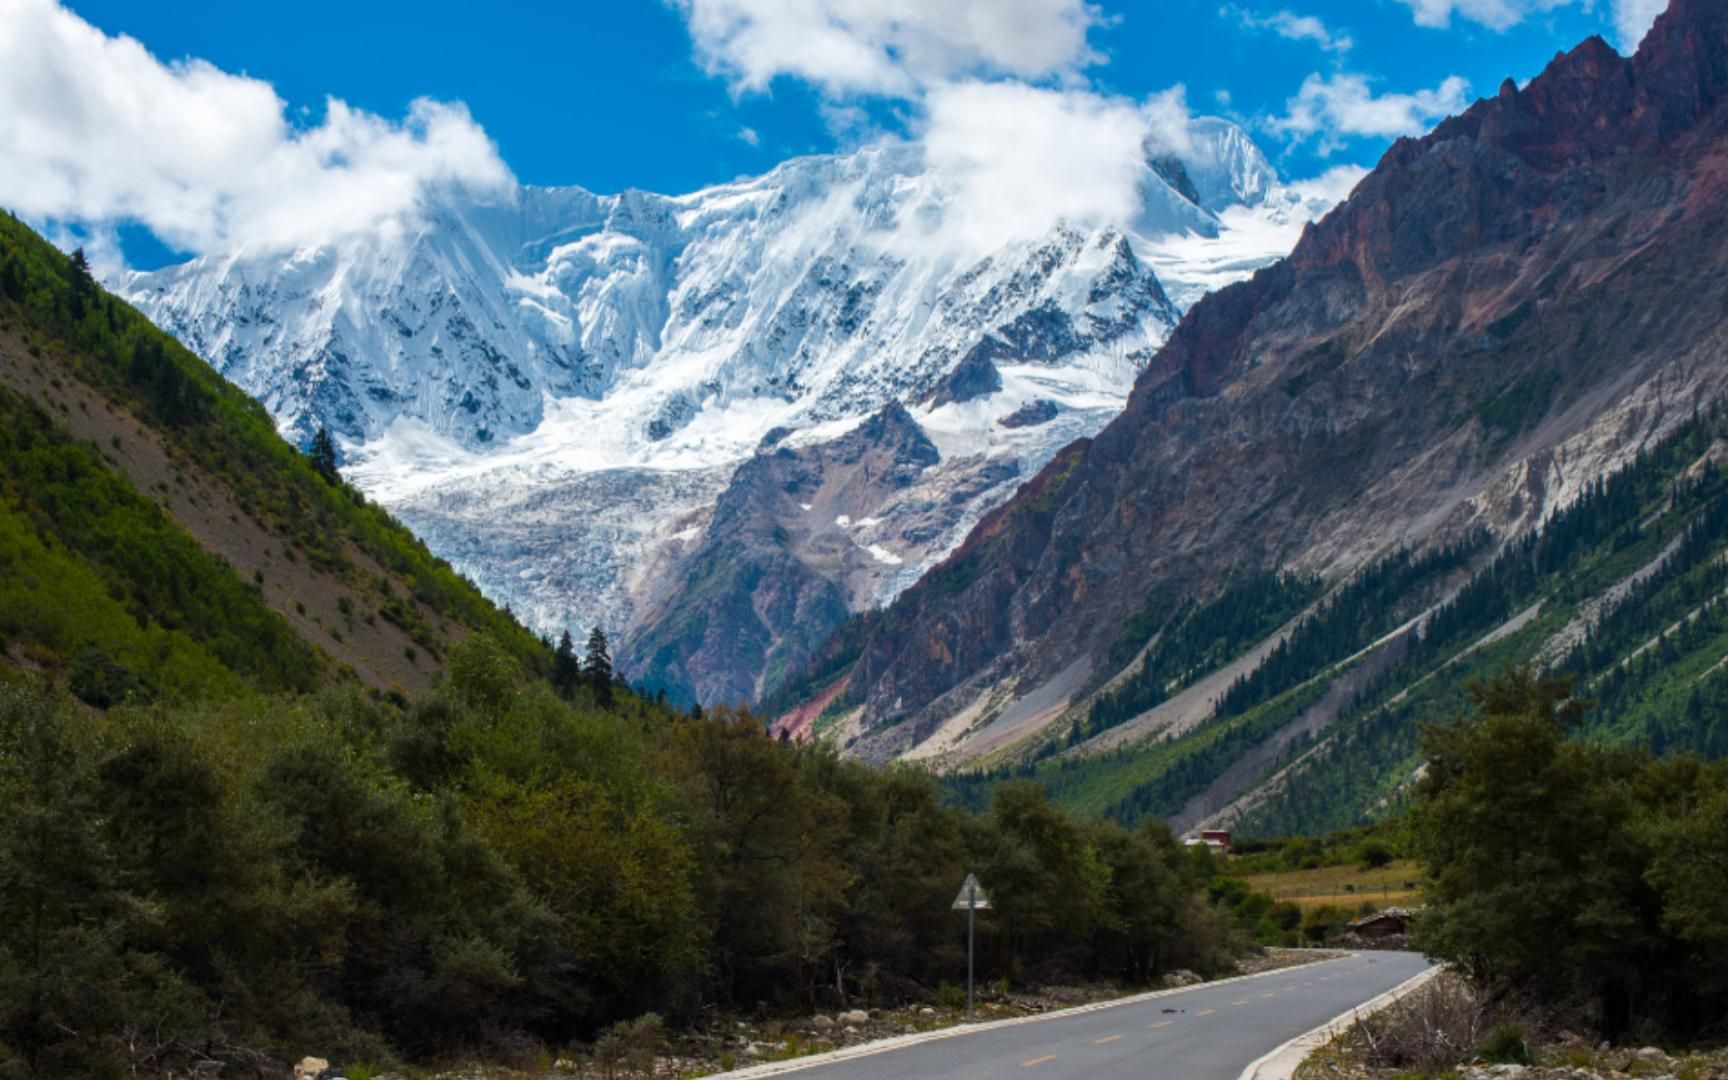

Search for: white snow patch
xmin=866 ymin=543 xmax=904 ymax=566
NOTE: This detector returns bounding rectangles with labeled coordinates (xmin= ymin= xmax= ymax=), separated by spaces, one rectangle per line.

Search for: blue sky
xmin=5 ymin=0 xmax=1667 ymax=268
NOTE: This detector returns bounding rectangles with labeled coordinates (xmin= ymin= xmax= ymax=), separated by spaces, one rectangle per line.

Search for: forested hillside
xmin=940 ymin=412 xmax=1728 ymax=834
xmin=0 ymin=211 xmax=545 ymax=696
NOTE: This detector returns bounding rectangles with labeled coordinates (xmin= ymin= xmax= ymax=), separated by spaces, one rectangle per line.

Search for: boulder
xmin=292 ymin=1058 xmax=330 ymax=1080
xmin=840 ymin=1008 xmax=870 ymax=1025
xmin=810 ymin=1014 xmax=835 ymax=1030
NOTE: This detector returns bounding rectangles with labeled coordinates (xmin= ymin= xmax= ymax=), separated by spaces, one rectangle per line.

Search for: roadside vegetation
xmin=1297 ymin=667 xmax=1728 ymax=1077
xmin=0 ymin=656 xmax=1256 ymax=1077
xmin=1411 ymin=668 xmax=1728 ymax=1042
xmin=1297 ymin=971 xmax=1728 ymax=1080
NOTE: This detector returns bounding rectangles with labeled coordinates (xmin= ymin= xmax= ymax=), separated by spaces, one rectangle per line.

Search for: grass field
xmin=1235 ymin=859 xmax=1422 ymax=912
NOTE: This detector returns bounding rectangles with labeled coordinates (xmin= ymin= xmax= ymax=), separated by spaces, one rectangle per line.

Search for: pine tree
xmin=552 ymin=630 xmax=581 ymax=699
xmin=584 ymin=626 xmax=613 ymax=705
xmin=309 ymin=427 xmax=340 ymax=485
xmin=68 ymin=247 xmax=93 ymax=290
xmin=67 ymin=247 xmax=94 ymax=320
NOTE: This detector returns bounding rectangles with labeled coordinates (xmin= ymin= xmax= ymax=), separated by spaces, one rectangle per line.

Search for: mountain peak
xmin=1633 ymin=0 xmax=1728 ymax=134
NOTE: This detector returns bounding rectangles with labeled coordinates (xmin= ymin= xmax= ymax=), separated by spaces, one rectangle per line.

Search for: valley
xmin=5 ymin=0 xmax=1728 ymax=1074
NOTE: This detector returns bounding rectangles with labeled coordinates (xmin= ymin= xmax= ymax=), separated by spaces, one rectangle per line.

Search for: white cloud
xmin=1231 ymin=8 xmax=1354 ymax=54
xmin=673 ymin=0 xmax=1206 ymax=258
xmin=1394 ymin=0 xmax=1663 ymax=51
xmin=1612 ymin=0 xmax=1666 ymax=50
xmin=902 ymin=81 xmax=1171 ymax=254
xmin=1269 ymin=72 xmax=1471 ymax=153
xmin=1288 ymin=162 xmax=1370 ymax=205
xmin=1395 ymin=0 xmax=1572 ymax=31
xmin=673 ymin=0 xmax=1103 ymax=96
xmin=0 ymin=0 xmax=512 ymax=255
xmin=736 ymin=126 xmax=761 ymax=146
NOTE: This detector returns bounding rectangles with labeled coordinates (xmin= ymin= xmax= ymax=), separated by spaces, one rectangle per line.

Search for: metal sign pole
xmin=951 ymin=873 xmax=990 ymax=1024
xmin=967 ymin=898 xmax=975 ymax=1021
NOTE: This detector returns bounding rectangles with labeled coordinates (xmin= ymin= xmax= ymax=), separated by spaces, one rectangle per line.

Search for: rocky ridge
xmin=783 ymin=0 xmax=1728 ymax=771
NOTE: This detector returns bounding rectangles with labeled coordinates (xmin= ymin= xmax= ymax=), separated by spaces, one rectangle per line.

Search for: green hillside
xmin=0 ymin=211 xmax=546 ymax=696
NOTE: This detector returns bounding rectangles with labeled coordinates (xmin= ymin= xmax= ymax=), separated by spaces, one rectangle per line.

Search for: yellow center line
xmin=1020 ymin=1055 xmax=1057 ymax=1068
xmin=1262 ymin=992 xmax=1276 ymax=999
xmin=1196 ymin=1008 xmax=1217 ymax=1017
xmin=1094 ymin=1035 xmax=1123 ymax=1045
xmin=1148 ymin=1020 xmax=1175 ymax=1029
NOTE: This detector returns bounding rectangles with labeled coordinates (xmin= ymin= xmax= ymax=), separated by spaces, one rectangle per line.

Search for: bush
xmin=1268 ymin=901 xmax=1303 ymax=932
xmin=1357 ymin=839 xmax=1394 ymax=869
xmin=593 ymin=1013 xmax=665 ymax=1078
xmin=1346 ymin=975 xmax=1490 ymax=1074
xmin=1301 ymin=904 xmax=1353 ymax=945
xmin=66 ymin=645 xmax=143 ymax=708
xmin=1479 ymin=1022 xmax=1532 ymax=1065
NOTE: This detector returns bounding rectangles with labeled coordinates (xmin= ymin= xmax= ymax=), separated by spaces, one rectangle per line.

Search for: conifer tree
xmin=584 ymin=626 xmax=613 ymax=705
xmin=68 ymin=247 xmax=92 ymax=288
xmin=67 ymin=247 xmax=94 ymax=319
xmin=309 ymin=427 xmax=340 ymax=485
xmin=552 ymin=630 xmax=581 ymax=699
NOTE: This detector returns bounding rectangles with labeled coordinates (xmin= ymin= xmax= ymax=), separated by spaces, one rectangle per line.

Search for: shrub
xmin=1479 ymin=1022 xmax=1531 ymax=1065
xmin=1357 ymin=839 xmax=1394 ymax=869
xmin=1300 ymin=904 xmax=1353 ymax=944
xmin=67 ymin=645 xmax=144 ymax=709
xmin=1347 ymin=975 xmax=1489 ymax=1074
xmin=593 ymin=1013 xmax=665 ymax=1079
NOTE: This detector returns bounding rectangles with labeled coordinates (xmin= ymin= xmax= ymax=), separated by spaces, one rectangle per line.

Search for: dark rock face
xmin=816 ymin=0 xmax=1728 ymax=753
xmin=998 ymin=400 xmax=1060 ymax=429
xmin=623 ymin=403 xmax=942 ymax=706
xmin=1150 ymin=156 xmax=1204 ymax=207
xmin=926 ymin=346 xmax=1004 ymax=407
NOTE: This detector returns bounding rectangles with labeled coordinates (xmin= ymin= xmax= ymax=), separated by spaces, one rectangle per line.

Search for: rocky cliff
xmin=804 ymin=0 xmax=1728 ymax=764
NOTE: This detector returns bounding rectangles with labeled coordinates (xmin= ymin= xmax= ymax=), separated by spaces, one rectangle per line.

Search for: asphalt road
xmin=753 ymin=951 xmax=1432 ymax=1080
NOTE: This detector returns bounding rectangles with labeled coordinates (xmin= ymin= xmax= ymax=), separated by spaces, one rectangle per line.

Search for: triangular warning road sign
xmin=951 ymin=872 xmax=991 ymax=910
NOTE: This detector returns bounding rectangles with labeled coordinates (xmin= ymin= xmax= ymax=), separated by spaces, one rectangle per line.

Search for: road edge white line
xmin=702 ymin=951 xmax=1360 ymax=1079
xmin=1235 ymin=962 xmax=1443 ymax=1080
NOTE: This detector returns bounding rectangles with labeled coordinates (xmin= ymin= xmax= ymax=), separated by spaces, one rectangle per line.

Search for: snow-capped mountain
xmin=121 ymin=118 xmax=1341 ymax=702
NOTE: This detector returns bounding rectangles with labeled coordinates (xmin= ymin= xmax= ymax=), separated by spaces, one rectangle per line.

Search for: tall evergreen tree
xmin=66 ymin=247 xmax=94 ymax=319
xmin=584 ymin=626 xmax=613 ymax=705
xmin=552 ymin=630 xmax=581 ymax=699
xmin=68 ymin=247 xmax=92 ymax=288
xmin=309 ymin=427 xmax=340 ymax=485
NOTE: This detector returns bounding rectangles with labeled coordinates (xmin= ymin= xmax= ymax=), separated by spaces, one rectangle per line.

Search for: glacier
xmin=121 ymin=118 xmax=1347 ymax=697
